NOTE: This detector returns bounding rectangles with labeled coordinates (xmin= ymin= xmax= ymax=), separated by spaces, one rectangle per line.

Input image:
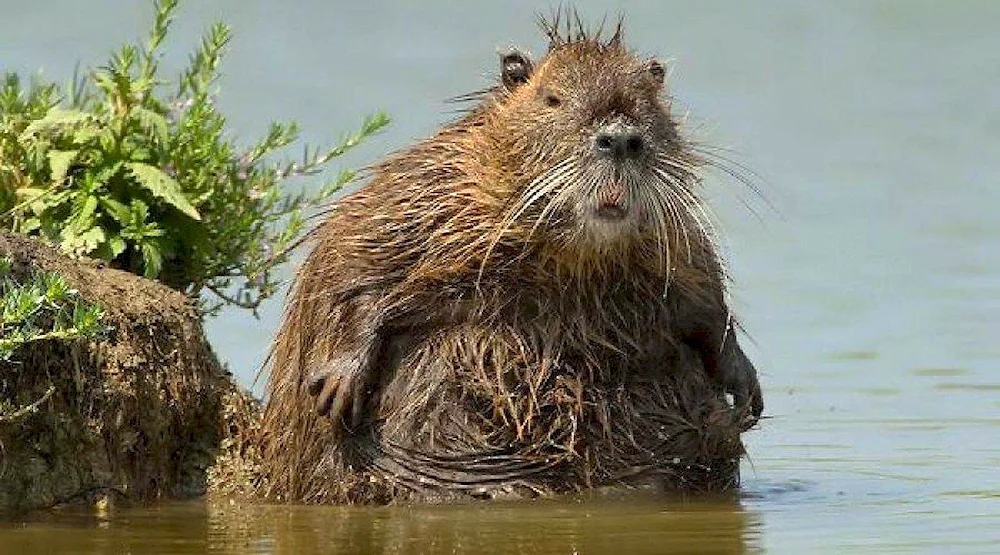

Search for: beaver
xmin=256 ymin=14 xmax=763 ymax=504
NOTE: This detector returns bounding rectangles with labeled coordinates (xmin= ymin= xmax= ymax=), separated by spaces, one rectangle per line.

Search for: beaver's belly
xmin=340 ymin=323 xmax=745 ymax=500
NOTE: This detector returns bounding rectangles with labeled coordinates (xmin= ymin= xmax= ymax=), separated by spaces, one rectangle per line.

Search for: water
xmin=2 ymin=1 xmax=998 ymax=553
xmin=3 ymin=498 xmax=757 ymax=554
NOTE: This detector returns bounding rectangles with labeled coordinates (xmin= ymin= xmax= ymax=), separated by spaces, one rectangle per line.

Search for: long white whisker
xmin=477 ymin=157 xmax=577 ymax=289
xmin=653 ymin=166 xmax=716 ymax=238
xmin=649 ymin=167 xmax=694 ymax=261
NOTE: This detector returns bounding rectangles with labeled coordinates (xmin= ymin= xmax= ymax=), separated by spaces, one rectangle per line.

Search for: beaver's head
xmin=484 ymin=19 xmax=705 ymax=267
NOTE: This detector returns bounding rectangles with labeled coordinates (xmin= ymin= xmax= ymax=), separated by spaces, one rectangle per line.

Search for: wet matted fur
xmin=254 ymin=13 xmax=763 ymax=504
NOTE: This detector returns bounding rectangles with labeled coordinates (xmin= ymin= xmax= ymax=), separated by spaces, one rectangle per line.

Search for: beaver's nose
xmin=594 ymin=126 xmax=645 ymax=160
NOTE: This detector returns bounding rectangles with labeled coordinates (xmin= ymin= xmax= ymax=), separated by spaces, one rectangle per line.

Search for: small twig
xmin=0 ymin=184 xmax=62 ymax=219
xmin=206 ymin=283 xmax=262 ymax=311
xmin=0 ymin=385 xmax=55 ymax=423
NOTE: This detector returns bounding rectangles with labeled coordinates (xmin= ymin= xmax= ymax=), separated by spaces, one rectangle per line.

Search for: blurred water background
xmin=2 ymin=1 xmax=999 ymax=552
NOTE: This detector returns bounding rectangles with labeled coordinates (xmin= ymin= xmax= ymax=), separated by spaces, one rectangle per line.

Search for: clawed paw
xmin=728 ymin=379 xmax=763 ymax=431
xmin=305 ymin=359 xmax=365 ymax=429
xmin=720 ymin=347 xmax=764 ymax=430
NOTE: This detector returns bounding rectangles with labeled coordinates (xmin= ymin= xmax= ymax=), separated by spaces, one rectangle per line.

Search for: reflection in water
xmin=211 ymin=498 xmax=758 ymax=555
xmin=0 ymin=497 xmax=761 ymax=555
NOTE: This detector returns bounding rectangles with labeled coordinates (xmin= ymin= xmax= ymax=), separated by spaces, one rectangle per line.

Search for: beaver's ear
xmin=501 ymin=50 xmax=533 ymax=91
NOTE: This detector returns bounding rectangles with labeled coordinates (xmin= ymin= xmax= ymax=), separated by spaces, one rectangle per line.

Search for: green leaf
xmin=140 ymin=241 xmax=163 ymax=278
xmin=72 ymin=124 xmax=102 ymax=144
xmin=108 ymin=235 xmax=127 ymax=258
xmin=47 ymin=149 xmax=78 ymax=185
xmin=80 ymin=226 xmax=106 ymax=253
xmin=125 ymin=162 xmax=200 ymax=220
xmin=19 ymin=107 xmax=93 ymax=140
xmin=60 ymin=225 xmax=105 ymax=256
xmin=67 ymin=194 xmax=99 ymax=230
xmin=14 ymin=187 xmax=71 ymax=216
xmin=72 ymin=301 xmax=105 ymax=334
xmin=133 ymin=106 xmax=168 ymax=143
xmin=94 ymin=233 xmax=126 ymax=261
xmin=128 ymin=198 xmax=150 ymax=222
xmin=40 ymin=272 xmax=71 ymax=303
xmin=93 ymin=163 xmax=123 ymax=186
xmin=19 ymin=217 xmax=41 ymax=234
xmin=99 ymin=197 xmax=131 ymax=224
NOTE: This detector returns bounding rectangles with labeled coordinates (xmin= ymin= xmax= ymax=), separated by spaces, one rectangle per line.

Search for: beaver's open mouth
xmin=592 ymin=177 xmax=630 ymax=222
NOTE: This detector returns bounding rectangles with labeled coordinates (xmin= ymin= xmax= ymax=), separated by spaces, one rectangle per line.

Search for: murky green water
xmin=3 ymin=498 xmax=757 ymax=554
xmin=2 ymin=0 xmax=999 ymax=553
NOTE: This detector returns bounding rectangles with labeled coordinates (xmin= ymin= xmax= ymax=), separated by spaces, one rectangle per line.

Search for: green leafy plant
xmin=0 ymin=0 xmax=388 ymax=316
xmin=0 ymin=258 xmax=106 ymax=423
xmin=0 ymin=257 xmax=106 ymax=361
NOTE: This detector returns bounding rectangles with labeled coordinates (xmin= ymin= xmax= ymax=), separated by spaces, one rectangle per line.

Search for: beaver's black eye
xmin=544 ymin=93 xmax=561 ymax=107
xmin=648 ymin=59 xmax=665 ymax=84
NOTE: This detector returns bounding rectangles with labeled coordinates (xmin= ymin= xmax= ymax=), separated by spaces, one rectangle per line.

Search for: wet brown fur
xmin=256 ymin=13 xmax=762 ymax=503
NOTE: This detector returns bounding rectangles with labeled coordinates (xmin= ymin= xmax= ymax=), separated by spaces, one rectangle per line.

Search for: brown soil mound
xmin=0 ymin=231 xmax=231 ymax=515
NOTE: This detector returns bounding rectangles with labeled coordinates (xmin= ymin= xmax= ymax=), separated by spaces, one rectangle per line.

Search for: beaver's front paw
xmin=720 ymin=345 xmax=763 ymax=430
xmin=305 ymin=354 xmax=367 ymax=430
